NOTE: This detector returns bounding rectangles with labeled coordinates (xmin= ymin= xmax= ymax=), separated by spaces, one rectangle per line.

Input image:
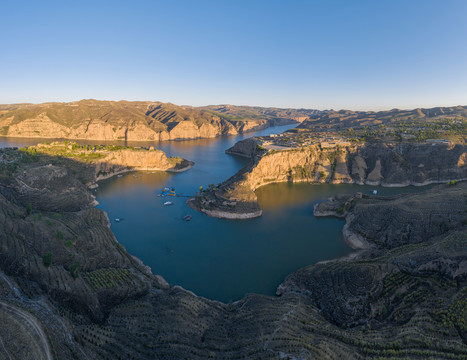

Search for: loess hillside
xmin=0 ymin=147 xmax=465 ymax=359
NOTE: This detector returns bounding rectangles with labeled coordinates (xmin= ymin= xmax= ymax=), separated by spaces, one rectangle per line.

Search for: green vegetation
xmin=69 ymin=262 xmax=81 ymax=279
xmin=256 ymin=144 xmax=266 ymax=151
xmin=25 ymin=202 xmax=32 ymax=215
xmin=82 ymin=268 xmax=133 ymax=291
xmin=42 ymin=252 xmax=52 ymax=267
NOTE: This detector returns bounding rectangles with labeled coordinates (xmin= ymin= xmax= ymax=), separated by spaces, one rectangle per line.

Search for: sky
xmin=1 ymin=0 xmax=467 ymax=110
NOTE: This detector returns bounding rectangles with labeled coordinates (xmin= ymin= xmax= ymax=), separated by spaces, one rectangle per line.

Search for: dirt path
xmin=0 ymin=302 xmax=53 ymax=360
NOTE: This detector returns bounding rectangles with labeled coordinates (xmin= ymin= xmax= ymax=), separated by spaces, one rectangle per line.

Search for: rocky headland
xmin=0 ymin=144 xmax=466 ymax=359
xmin=193 ymin=139 xmax=467 ymax=219
xmin=24 ymin=141 xmax=193 ymax=185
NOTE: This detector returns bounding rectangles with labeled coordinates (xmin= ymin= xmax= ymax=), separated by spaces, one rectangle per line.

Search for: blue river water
xmin=0 ymin=128 xmax=432 ymax=302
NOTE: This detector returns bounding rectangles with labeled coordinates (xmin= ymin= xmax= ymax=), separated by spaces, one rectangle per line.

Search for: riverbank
xmin=187 ymin=197 xmax=262 ymax=219
xmin=22 ymin=141 xmax=194 ymax=187
xmin=193 ymin=140 xmax=467 ymax=219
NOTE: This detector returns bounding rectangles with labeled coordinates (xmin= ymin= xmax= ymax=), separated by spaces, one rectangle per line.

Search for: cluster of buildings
xmin=258 ymin=132 xmax=351 ymax=150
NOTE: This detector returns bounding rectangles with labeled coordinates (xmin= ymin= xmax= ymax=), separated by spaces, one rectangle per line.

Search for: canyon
xmin=0 ymin=103 xmax=465 ymax=359
xmin=0 ymin=100 xmax=306 ymax=142
xmin=0 ymin=143 xmax=465 ymax=359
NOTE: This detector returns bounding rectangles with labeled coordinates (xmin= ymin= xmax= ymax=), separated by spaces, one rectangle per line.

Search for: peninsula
xmin=192 ymin=105 xmax=467 ymax=218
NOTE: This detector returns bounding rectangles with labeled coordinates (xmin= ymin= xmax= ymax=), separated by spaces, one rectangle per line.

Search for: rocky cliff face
xmin=196 ymin=140 xmax=467 ymax=218
xmin=29 ymin=142 xmax=193 ymax=184
xmin=0 ymin=100 xmax=299 ymax=142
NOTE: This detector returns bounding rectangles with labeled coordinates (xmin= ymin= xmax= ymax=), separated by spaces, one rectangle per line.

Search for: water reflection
xmin=257 ymin=182 xmax=435 ymax=210
xmin=0 ymin=127 xmax=438 ymax=302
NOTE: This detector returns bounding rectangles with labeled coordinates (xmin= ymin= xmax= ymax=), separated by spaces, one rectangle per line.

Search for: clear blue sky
xmin=1 ymin=0 xmax=467 ymax=110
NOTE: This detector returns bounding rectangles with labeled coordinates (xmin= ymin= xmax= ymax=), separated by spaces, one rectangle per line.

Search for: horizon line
xmin=1 ymin=98 xmax=466 ymax=114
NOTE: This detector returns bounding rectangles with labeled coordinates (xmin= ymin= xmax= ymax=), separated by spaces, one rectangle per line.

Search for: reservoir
xmin=92 ymin=127 xmax=433 ymax=303
xmin=0 ymin=129 xmax=434 ymax=303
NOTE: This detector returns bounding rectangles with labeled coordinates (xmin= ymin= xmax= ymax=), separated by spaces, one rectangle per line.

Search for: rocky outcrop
xmin=277 ymin=229 xmax=467 ymax=329
xmin=224 ymin=138 xmax=259 ymax=158
xmin=29 ymin=142 xmax=193 ymax=184
xmin=195 ymin=140 xmax=467 ymax=219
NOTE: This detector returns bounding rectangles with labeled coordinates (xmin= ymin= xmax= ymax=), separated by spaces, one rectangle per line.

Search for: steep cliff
xmin=194 ymin=140 xmax=467 ymax=218
xmin=0 ymin=100 xmax=300 ymax=141
xmin=24 ymin=142 xmax=193 ymax=186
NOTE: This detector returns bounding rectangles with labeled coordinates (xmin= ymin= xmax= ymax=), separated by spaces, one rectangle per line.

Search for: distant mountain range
xmin=0 ymin=100 xmax=312 ymax=141
xmin=299 ymin=105 xmax=467 ymax=129
xmin=1 ymin=100 xmax=465 ymax=142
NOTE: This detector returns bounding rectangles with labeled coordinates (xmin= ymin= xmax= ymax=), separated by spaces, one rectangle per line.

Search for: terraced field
xmin=0 ymin=147 xmax=465 ymax=359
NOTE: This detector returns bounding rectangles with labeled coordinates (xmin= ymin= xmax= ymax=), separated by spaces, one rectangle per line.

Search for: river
xmin=0 ymin=128 xmax=433 ymax=302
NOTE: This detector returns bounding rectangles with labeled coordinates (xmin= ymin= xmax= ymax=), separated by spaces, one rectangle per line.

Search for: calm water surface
xmin=0 ymin=130 xmax=433 ymax=302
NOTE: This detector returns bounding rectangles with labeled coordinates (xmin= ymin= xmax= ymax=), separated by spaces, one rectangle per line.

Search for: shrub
xmin=43 ymin=252 xmax=52 ymax=267
xmin=69 ymin=262 xmax=81 ymax=279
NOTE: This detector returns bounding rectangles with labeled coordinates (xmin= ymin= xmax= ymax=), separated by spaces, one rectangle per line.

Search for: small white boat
xmin=164 ymin=201 xmax=174 ymax=206
xmin=115 ymin=218 xmax=121 ymax=222
xmin=372 ymin=190 xmax=378 ymax=195
xmin=117 ymin=175 xmax=123 ymax=178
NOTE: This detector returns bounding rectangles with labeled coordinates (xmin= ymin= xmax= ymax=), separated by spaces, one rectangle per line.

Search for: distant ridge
xmin=1 ymin=100 xmax=465 ymax=142
xmin=298 ymin=105 xmax=467 ymax=128
xmin=0 ymin=99 xmax=305 ymax=142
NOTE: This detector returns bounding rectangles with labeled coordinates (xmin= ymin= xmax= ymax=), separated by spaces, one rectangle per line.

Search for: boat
xmin=182 ymin=215 xmax=192 ymax=221
xmin=164 ymin=201 xmax=174 ymax=206
xmin=372 ymin=190 xmax=378 ymax=195
xmin=117 ymin=175 xmax=123 ymax=178
xmin=114 ymin=218 xmax=120 ymax=222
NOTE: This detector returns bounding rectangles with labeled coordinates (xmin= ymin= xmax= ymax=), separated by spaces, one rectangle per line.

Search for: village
xmin=255 ymin=117 xmax=466 ymax=152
